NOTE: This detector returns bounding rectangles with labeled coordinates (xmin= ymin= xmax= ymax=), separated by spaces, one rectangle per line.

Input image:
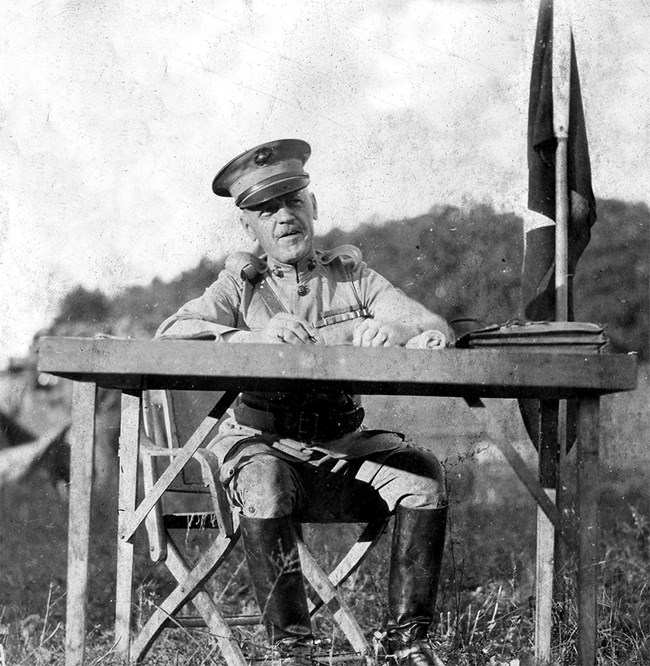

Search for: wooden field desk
xmin=36 ymin=337 xmax=637 ymax=666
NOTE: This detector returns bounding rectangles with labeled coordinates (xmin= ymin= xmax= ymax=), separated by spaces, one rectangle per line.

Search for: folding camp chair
xmin=122 ymin=389 xmax=390 ymax=665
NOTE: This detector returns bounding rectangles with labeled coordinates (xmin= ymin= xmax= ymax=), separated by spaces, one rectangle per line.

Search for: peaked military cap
xmin=212 ymin=139 xmax=311 ymax=209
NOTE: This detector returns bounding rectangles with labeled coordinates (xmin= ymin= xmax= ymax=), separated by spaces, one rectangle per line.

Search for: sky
xmin=1 ymin=0 xmax=649 ymax=359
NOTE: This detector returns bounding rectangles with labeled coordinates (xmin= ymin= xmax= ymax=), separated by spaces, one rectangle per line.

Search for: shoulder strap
xmin=254 ymin=279 xmax=287 ymax=316
xmin=226 ymin=251 xmax=287 ymax=316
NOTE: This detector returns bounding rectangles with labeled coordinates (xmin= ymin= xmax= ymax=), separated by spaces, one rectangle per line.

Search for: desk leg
xmin=115 ymin=392 xmax=141 ymax=662
xmin=535 ymin=400 xmax=559 ymax=665
xmin=576 ymin=396 xmax=600 ymax=666
xmin=65 ymin=382 xmax=97 ymax=666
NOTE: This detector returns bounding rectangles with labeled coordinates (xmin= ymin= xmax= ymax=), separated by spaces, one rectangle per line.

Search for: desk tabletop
xmin=36 ymin=337 xmax=637 ymax=399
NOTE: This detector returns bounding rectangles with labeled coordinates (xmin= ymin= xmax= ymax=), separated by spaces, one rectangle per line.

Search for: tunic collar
xmin=265 ymin=250 xmax=319 ymax=279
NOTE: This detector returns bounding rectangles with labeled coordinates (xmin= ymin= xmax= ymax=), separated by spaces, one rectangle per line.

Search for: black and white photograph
xmin=1 ymin=2 xmax=648 ymax=665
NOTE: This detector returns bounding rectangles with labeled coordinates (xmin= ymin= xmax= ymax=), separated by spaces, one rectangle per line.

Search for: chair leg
xmin=307 ymin=519 xmax=389 ymax=617
xmin=115 ymin=392 xmax=141 ymax=662
xmin=130 ymin=531 xmax=245 ymax=665
xmin=140 ymin=449 xmax=167 ymax=563
xmin=297 ymin=537 xmax=370 ymax=656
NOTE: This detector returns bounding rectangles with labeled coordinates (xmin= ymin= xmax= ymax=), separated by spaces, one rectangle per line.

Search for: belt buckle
xmin=297 ymin=411 xmax=319 ymax=441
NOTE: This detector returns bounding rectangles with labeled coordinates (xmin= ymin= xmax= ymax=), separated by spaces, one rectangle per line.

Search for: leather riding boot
xmin=239 ymin=515 xmax=313 ymax=658
xmin=385 ymin=505 xmax=448 ymax=666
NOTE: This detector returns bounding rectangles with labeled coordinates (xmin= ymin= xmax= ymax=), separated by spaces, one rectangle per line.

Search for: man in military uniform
xmin=157 ymin=139 xmax=452 ymax=666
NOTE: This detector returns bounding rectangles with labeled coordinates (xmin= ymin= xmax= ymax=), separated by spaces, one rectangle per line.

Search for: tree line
xmin=50 ymin=198 xmax=649 ymax=360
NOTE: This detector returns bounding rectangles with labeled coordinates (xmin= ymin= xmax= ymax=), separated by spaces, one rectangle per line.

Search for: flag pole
xmin=551 ymin=0 xmax=572 ymax=582
xmin=552 ymin=0 xmax=572 ymax=323
xmin=551 ymin=1 xmax=573 ymax=653
xmin=535 ymin=2 xmax=572 ymax=664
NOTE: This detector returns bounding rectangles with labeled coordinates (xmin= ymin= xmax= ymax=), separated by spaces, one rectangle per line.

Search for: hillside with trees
xmin=49 ymin=198 xmax=649 ymax=360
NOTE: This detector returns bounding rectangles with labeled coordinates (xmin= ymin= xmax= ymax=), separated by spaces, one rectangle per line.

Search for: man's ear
xmin=311 ymin=193 xmax=318 ymax=221
xmin=239 ymin=212 xmax=258 ymax=241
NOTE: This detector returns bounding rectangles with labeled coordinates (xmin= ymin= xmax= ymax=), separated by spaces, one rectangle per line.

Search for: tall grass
xmin=1 ymin=465 xmax=648 ymax=665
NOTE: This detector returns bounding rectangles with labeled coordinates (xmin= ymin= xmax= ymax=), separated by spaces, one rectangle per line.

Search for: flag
xmin=520 ymin=0 xmax=597 ymax=449
xmin=521 ymin=0 xmax=597 ymax=321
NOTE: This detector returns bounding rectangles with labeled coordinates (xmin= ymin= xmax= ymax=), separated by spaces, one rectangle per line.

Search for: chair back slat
xmin=163 ymin=390 xmax=232 ymax=490
xmin=141 ymin=392 xmax=158 ymax=440
xmin=166 ymin=391 xmax=228 ymax=448
xmin=140 ymin=388 xmax=238 ymax=515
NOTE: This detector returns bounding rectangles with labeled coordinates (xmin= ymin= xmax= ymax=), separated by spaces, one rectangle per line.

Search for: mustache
xmin=276 ymin=227 xmax=303 ymax=239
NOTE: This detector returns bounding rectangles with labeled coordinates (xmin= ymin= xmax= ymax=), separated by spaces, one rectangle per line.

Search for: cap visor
xmin=237 ymin=174 xmax=310 ymax=208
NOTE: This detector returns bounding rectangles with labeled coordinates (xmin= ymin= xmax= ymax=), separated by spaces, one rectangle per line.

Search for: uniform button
xmin=297 ymin=285 xmax=309 ymax=296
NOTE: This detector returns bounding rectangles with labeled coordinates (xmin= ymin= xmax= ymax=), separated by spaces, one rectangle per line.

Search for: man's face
xmin=240 ymin=188 xmax=317 ymax=265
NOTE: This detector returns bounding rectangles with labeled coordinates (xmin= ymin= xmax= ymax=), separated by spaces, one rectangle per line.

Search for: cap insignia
xmin=254 ymin=147 xmax=273 ymax=166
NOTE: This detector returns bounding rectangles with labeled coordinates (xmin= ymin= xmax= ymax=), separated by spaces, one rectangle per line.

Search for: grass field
xmin=1 ymin=372 xmax=649 ymax=665
xmin=1 ymin=457 xmax=648 ymax=665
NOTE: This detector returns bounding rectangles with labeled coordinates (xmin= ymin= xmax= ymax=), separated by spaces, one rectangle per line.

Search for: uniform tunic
xmin=156 ymin=245 xmax=443 ymax=345
xmin=155 ymin=245 xmax=448 ymax=516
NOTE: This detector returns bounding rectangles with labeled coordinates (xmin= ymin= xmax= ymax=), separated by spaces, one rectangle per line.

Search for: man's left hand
xmin=352 ymin=319 xmax=411 ymax=347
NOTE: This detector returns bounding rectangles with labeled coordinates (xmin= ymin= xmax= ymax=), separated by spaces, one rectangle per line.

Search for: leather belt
xmin=234 ymin=402 xmax=365 ymax=442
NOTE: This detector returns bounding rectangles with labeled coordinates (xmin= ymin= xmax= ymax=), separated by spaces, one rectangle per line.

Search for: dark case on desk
xmin=455 ymin=321 xmax=609 ymax=354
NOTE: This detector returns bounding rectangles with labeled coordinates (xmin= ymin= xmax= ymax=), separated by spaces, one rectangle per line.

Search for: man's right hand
xmin=252 ymin=313 xmax=319 ymax=344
